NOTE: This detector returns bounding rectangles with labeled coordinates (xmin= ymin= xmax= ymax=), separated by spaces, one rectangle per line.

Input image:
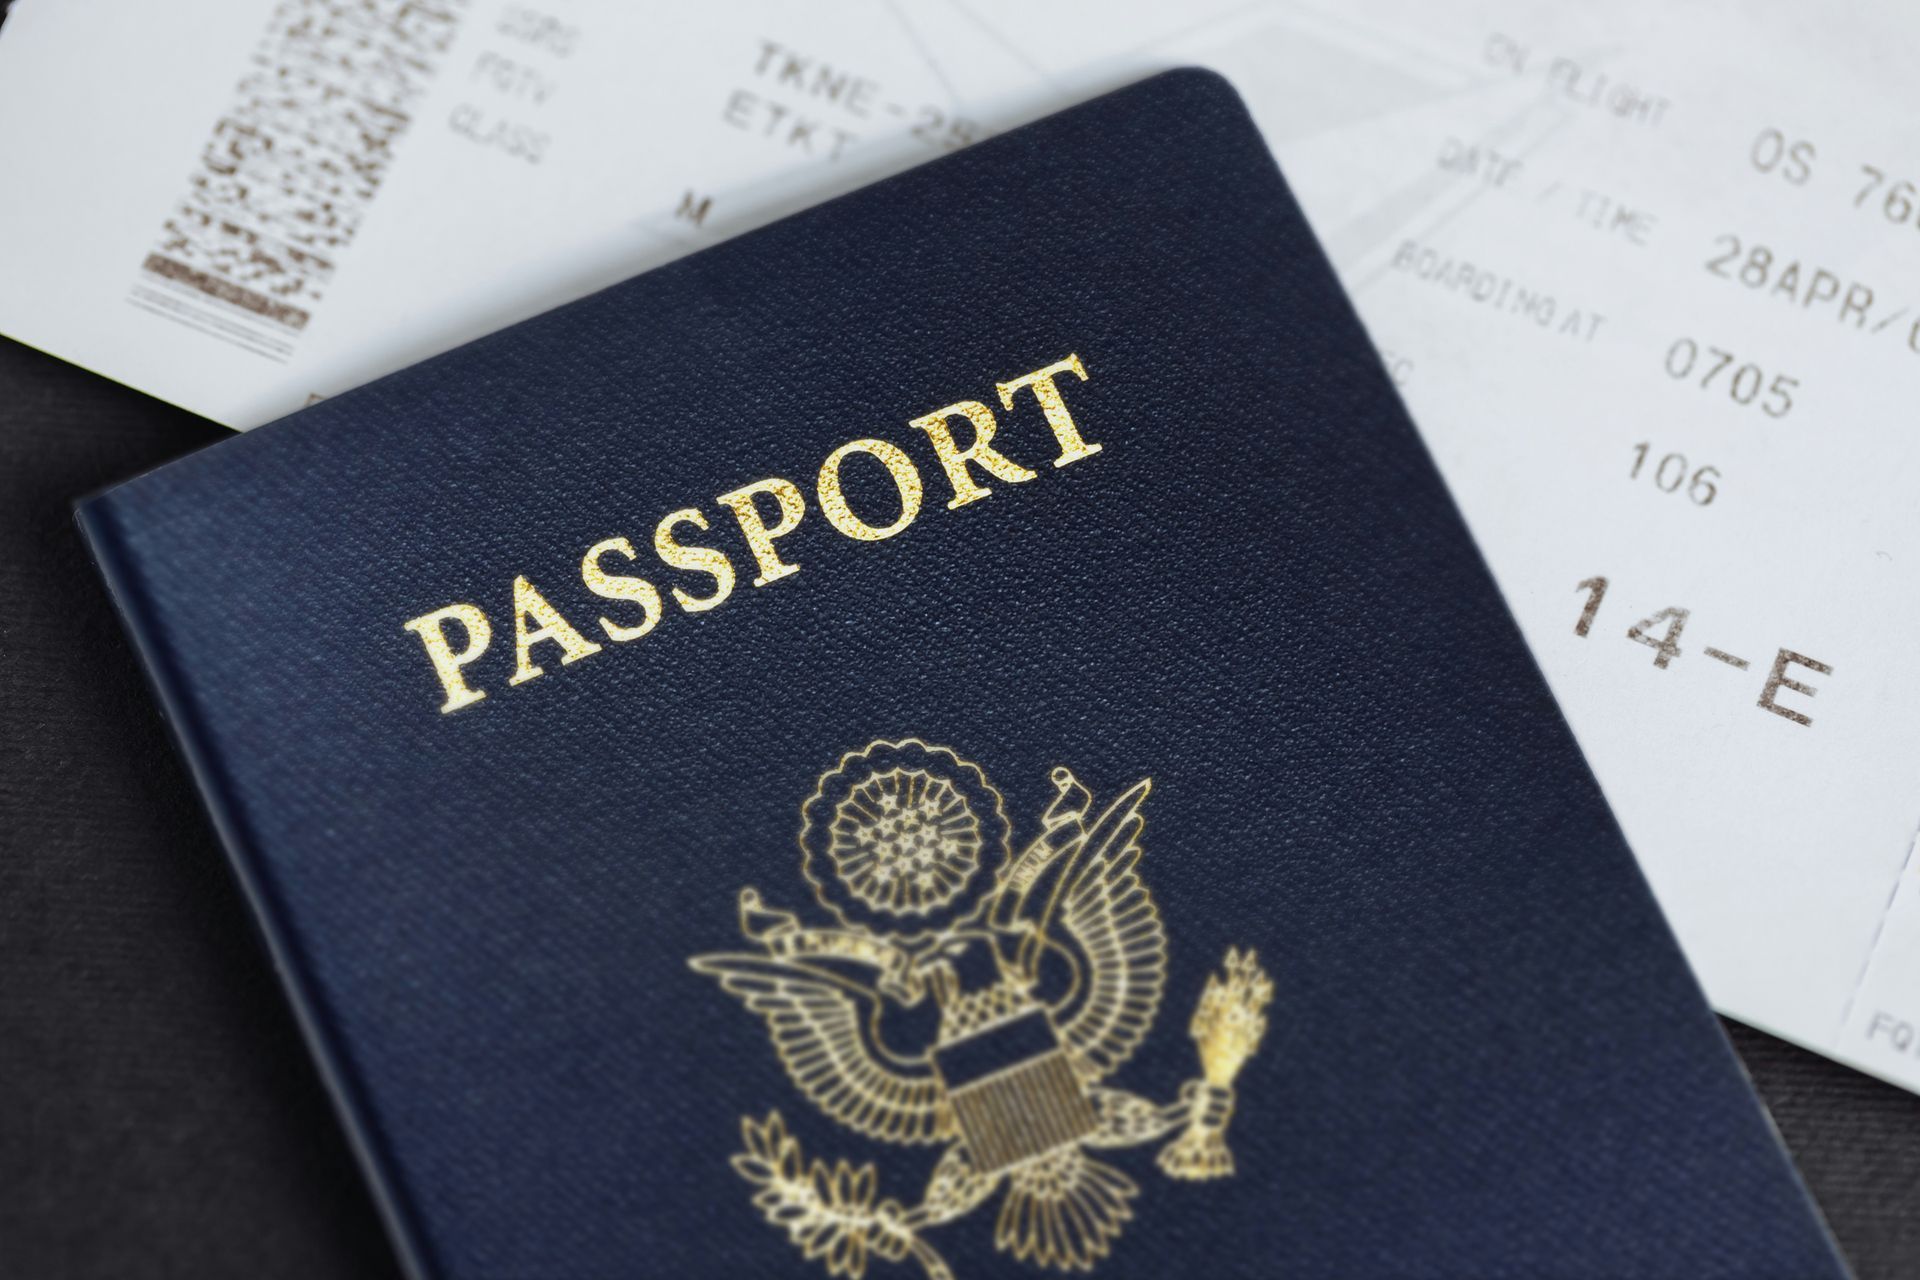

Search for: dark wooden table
xmin=2 ymin=334 xmax=1914 ymax=1277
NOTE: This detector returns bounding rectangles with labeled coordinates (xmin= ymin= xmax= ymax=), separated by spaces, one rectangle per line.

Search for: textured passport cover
xmin=79 ymin=71 xmax=1844 ymax=1280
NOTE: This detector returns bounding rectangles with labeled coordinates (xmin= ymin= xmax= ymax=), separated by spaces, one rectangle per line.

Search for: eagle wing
xmin=689 ymin=952 xmax=956 ymax=1145
xmin=1050 ymin=779 xmax=1168 ymax=1081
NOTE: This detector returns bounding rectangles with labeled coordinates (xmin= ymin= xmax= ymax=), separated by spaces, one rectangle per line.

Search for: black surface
xmin=0 ymin=337 xmax=402 ymax=1280
xmin=7 ymin=350 xmax=1919 ymax=1280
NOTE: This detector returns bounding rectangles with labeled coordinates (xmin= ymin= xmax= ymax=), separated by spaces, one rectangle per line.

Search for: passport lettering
xmin=403 ymin=355 xmax=1098 ymax=713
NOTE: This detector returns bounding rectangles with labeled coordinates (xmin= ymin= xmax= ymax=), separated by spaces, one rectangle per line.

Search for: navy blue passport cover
xmin=80 ymin=71 xmax=1844 ymax=1280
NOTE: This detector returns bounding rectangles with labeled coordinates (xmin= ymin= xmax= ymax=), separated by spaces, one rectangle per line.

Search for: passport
xmin=78 ymin=71 xmax=1845 ymax=1280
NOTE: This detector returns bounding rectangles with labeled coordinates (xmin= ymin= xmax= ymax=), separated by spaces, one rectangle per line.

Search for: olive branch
xmin=732 ymin=1112 xmax=954 ymax=1280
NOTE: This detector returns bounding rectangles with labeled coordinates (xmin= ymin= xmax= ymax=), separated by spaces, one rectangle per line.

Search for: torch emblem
xmin=690 ymin=740 xmax=1273 ymax=1277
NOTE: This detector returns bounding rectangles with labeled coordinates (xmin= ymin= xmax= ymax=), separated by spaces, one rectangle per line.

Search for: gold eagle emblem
xmin=690 ymin=740 xmax=1273 ymax=1278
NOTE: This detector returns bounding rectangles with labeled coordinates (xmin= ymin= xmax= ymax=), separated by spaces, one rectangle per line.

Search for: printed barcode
xmin=131 ymin=0 xmax=467 ymax=359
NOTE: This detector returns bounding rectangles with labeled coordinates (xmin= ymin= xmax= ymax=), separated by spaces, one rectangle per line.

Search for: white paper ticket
xmin=4 ymin=0 xmax=1919 ymax=1091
